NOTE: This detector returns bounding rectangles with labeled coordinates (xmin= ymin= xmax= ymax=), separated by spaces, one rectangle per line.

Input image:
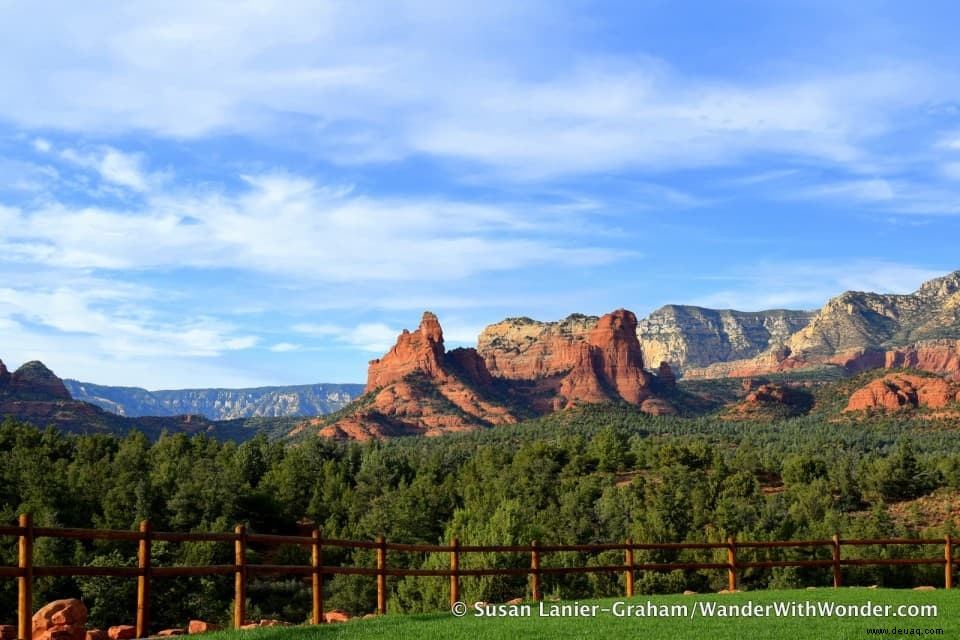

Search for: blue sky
xmin=1 ymin=1 xmax=959 ymax=388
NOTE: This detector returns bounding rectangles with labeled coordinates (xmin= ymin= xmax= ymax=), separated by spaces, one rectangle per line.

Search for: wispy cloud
xmin=3 ymin=170 xmax=628 ymax=281
xmin=294 ymin=321 xmax=399 ymax=353
xmin=0 ymin=4 xmax=952 ymax=180
xmin=691 ymin=260 xmax=950 ymax=311
xmin=34 ymin=140 xmax=163 ymax=192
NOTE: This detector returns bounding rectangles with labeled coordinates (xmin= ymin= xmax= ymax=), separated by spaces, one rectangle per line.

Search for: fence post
xmin=832 ymin=535 xmax=842 ymax=588
xmin=376 ymin=536 xmax=387 ymax=615
xmin=234 ymin=525 xmax=247 ymax=629
xmin=450 ymin=538 xmax=460 ymax=607
xmin=136 ymin=520 xmax=152 ymax=638
xmin=624 ymin=539 xmax=634 ymax=598
xmin=726 ymin=536 xmax=737 ymax=592
xmin=531 ymin=540 xmax=542 ymax=602
xmin=312 ymin=529 xmax=324 ymax=624
xmin=18 ymin=513 xmax=33 ymax=640
xmin=946 ymin=535 xmax=953 ymax=590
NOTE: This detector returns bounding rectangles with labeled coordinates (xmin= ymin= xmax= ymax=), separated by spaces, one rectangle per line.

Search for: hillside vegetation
xmin=2 ymin=382 xmax=960 ymax=627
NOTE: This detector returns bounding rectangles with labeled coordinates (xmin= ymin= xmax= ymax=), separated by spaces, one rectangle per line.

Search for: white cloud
xmin=691 ymin=260 xmax=949 ymax=311
xmin=54 ymin=145 xmax=159 ymax=192
xmin=1 ymin=171 xmax=627 ymax=281
xmin=796 ymin=179 xmax=896 ymax=202
xmin=293 ymin=321 xmax=399 ymax=353
xmin=0 ymin=3 xmax=950 ymax=178
xmin=269 ymin=342 xmax=302 ymax=352
xmin=0 ymin=283 xmax=258 ymax=358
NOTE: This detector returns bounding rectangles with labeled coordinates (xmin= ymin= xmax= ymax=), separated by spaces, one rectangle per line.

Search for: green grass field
xmin=204 ymin=589 xmax=959 ymax=639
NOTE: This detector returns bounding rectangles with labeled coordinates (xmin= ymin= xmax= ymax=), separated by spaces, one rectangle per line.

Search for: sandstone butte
xmin=301 ymin=309 xmax=669 ymax=440
xmin=844 ymin=373 xmax=960 ymax=413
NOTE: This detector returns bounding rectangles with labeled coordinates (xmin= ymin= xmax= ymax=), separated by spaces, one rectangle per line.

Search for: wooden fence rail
xmin=0 ymin=515 xmax=954 ymax=640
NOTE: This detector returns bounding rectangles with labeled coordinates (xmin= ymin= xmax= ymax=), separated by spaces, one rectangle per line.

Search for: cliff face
xmin=302 ymin=312 xmax=518 ymax=441
xmin=311 ymin=309 xmax=662 ymax=440
xmin=637 ymin=306 xmax=815 ymax=375
xmin=683 ymin=271 xmax=960 ymax=379
xmin=64 ymin=380 xmax=363 ymax=419
xmin=477 ymin=309 xmax=654 ymax=409
xmin=789 ymin=271 xmax=960 ymax=356
xmin=477 ymin=314 xmax=599 ymax=379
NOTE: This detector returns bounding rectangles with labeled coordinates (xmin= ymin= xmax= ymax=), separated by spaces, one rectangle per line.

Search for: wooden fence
xmin=0 ymin=514 xmax=954 ymax=640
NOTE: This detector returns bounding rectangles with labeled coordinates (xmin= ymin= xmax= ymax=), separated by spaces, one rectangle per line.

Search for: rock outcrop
xmin=32 ymin=599 xmax=87 ymax=640
xmin=107 ymin=626 xmax=135 ymax=640
xmin=306 ymin=309 xmax=662 ymax=440
xmin=844 ymin=374 xmax=960 ymax=412
xmin=367 ymin=312 xmax=447 ymax=389
xmin=4 ymin=361 xmax=71 ymax=401
xmin=683 ymin=272 xmax=960 ymax=380
xmin=637 ymin=306 xmax=815 ymax=375
xmin=723 ymin=383 xmax=814 ymax=420
xmin=478 ymin=314 xmax=599 ymax=380
xmin=301 ymin=312 xmax=518 ymax=440
xmin=477 ymin=309 xmax=653 ymax=409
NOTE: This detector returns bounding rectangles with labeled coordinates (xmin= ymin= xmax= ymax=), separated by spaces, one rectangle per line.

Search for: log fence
xmin=0 ymin=514 xmax=954 ymax=640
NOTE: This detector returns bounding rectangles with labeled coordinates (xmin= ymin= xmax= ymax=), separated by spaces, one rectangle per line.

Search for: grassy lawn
xmin=203 ymin=588 xmax=958 ymax=639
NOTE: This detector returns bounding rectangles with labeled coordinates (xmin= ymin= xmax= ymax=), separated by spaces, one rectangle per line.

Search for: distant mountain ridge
xmin=0 ymin=358 xmax=261 ymax=441
xmin=681 ymin=270 xmax=960 ymax=379
xmin=63 ymin=380 xmax=364 ymax=420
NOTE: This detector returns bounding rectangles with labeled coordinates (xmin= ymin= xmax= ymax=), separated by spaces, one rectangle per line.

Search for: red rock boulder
xmin=187 ymin=621 xmax=221 ymax=635
xmin=323 ymin=611 xmax=350 ymax=623
xmin=32 ymin=600 xmax=87 ymax=640
xmin=107 ymin=627 xmax=135 ymax=640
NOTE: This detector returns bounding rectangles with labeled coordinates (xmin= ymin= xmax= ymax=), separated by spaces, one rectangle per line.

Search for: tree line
xmin=1 ymin=403 xmax=959 ymax=627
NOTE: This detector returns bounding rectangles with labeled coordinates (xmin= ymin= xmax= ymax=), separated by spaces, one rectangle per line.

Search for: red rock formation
xmin=585 ymin=310 xmax=652 ymax=404
xmin=684 ymin=340 xmax=960 ymax=381
xmin=107 ymin=627 xmax=135 ymax=640
xmin=446 ymin=347 xmax=493 ymax=386
xmin=306 ymin=312 xmax=517 ymax=440
xmin=479 ymin=309 xmax=654 ymax=409
xmin=9 ymin=361 xmax=72 ymax=400
xmin=308 ymin=309 xmax=662 ymax=440
xmin=845 ymin=374 xmax=959 ymax=412
xmin=723 ymin=383 xmax=813 ymax=420
xmin=187 ymin=621 xmax=221 ymax=634
xmin=366 ymin=312 xmax=446 ymax=390
xmin=324 ymin=611 xmax=351 ymax=623
xmin=32 ymin=599 xmax=87 ymax=640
